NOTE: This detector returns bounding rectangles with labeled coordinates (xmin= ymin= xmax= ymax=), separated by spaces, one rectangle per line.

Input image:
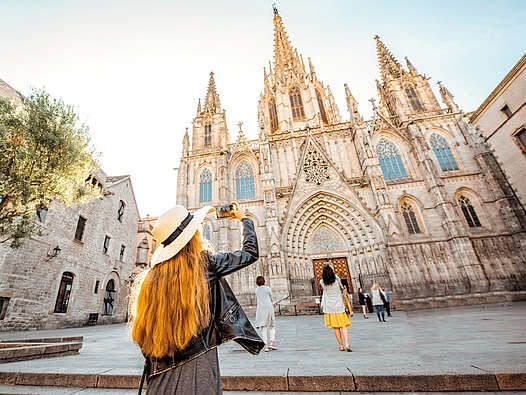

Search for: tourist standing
xmin=320 ymin=265 xmax=352 ymax=352
xmin=365 ymin=292 xmax=374 ymax=313
xmin=130 ymin=204 xmax=264 ymax=394
xmin=382 ymin=286 xmax=392 ymax=317
xmin=358 ymin=288 xmax=369 ymax=319
xmin=255 ymin=276 xmax=277 ymax=352
xmin=371 ymin=282 xmax=387 ymax=323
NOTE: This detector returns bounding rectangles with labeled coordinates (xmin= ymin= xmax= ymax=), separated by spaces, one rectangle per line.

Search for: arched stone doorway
xmin=282 ymin=191 xmax=389 ymax=298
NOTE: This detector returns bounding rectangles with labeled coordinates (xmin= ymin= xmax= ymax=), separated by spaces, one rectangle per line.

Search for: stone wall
xmin=0 ymin=175 xmax=140 ymax=331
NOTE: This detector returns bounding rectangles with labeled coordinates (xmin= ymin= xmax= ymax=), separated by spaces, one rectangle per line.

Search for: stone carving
xmin=303 ymin=141 xmax=331 ymax=185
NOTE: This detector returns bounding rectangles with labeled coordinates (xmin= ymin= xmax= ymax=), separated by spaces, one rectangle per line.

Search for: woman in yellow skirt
xmin=320 ymin=264 xmax=352 ymax=351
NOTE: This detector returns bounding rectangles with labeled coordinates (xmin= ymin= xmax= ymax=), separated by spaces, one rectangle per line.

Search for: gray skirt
xmin=147 ymin=348 xmax=222 ymax=394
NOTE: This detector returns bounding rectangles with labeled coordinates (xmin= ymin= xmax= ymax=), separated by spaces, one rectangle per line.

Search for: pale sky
xmin=1 ymin=0 xmax=525 ymax=217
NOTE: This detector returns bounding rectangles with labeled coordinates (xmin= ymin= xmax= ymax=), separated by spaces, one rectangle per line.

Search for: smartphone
xmin=216 ymin=203 xmax=237 ymax=219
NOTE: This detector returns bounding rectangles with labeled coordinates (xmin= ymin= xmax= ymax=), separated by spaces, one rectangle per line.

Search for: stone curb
xmin=0 ymin=371 xmax=525 ymax=391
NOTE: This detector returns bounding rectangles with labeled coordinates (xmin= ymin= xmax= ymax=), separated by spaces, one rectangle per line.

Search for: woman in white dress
xmin=255 ymin=276 xmax=277 ymax=352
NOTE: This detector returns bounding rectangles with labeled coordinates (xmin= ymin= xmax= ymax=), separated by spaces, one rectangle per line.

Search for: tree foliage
xmin=0 ymin=88 xmax=99 ymax=247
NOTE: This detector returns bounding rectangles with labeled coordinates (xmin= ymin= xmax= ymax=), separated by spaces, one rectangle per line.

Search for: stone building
xmin=0 ymin=78 xmax=141 ymax=330
xmin=176 ymin=7 xmax=526 ymax=309
xmin=471 ymin=53 xmax=526 ymax=208
xmin=0 ymin=172 xmax=140 ymax=330
xmin=135 ymin=216 xmax=158 ymax=269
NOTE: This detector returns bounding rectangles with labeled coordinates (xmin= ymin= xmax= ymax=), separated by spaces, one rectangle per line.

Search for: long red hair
xmin=131 ymin=231 xmax=210 ymax=358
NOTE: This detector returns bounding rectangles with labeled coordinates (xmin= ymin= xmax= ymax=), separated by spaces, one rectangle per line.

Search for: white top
xmin=320 ymin=276 xmax=345 ymax=314
xmin=255 ymin=285 xmax=275 ymax=328
xmin=371 ymin=289 xmax=385 ymax=306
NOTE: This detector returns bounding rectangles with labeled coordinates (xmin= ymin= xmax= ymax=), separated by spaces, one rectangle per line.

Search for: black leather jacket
xmin=145 ymin=218 xmax=265 ymax=380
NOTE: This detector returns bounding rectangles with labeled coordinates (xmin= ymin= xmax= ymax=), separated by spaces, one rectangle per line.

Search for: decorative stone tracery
xmin=303 ymin=141 xmax=330 ymax=185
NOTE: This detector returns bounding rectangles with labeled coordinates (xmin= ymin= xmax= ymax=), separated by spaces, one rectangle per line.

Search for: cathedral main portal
xmin=312 ymin=257 xmax=352 ymax=295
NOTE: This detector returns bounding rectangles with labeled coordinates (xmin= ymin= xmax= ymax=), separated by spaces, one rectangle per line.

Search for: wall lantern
xmin=47 ymin=245 xmax=61 ymax=259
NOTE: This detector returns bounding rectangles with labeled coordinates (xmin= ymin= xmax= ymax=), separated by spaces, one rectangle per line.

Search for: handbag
xmin=342 ymin=289 xmax=354 ymax=317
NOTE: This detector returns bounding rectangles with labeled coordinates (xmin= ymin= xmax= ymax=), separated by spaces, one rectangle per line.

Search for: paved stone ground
xmin=0 ymin=388 xmax=525 ymax=395
xmin=0 ymin=302 xmax=525 ymax=392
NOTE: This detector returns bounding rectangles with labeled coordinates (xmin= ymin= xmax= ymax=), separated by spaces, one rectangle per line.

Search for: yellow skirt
xmin=324 ymin=312 xmax=352 ymax=328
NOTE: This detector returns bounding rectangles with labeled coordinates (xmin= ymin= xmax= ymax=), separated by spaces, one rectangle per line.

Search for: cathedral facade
xmin=176 ymin=7 xmax=526 ymax=308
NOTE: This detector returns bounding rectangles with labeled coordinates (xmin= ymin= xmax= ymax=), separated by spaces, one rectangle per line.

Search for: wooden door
xmin=312 ymin=257 xmax=352 ymax=294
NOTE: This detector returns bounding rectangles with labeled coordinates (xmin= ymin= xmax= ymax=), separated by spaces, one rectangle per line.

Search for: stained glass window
xmin=401 ymin=202 xmax=421 ymax=234
xmin=430 ymin=133 xmax=458 ymax=171
xmin=377 ymin=138 xmax=408 ymax=180
xmin=289 ymin=87 xmax=305 ymax=121
xmin=405 ymin=86 xmax=424 ymax=112
xmin=204 ymin=123 xmax=212 ymax=146
xmin=199 ymin=169 xmax=212 ymax=202
xmin=459 ymin=195 xmax=481 ymax=227
xmin=268 ymin=99 xmax=278 ymax=132
xmin=236 ymin=161 xmax=255 ymax=200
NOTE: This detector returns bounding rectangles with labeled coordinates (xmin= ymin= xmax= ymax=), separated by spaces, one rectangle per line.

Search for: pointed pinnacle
xmin=374 ymin=35 xmax=402 ymax=82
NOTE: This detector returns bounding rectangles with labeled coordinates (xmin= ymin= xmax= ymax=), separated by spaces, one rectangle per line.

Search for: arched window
xmin=377 ymin=138 xmax=408 ymax=180
xmin=316 ymin=89 xmax=328 ymax=124
xmin=430 ymin=133 xmax=459 ymax=171
xmin=204 ymin=123 xmax=212 ymax=146
xmin=54 ymin=272 xmax=74 ymax=313
xmin=289 ymin=87 xmax=305 ymax=121
xmin=203 ymin=223 xmax=212 ymax=241
xmin=458 ymin=195 xmax=482 ymax=227
xmin=268 ymin=99 xmax=278 ymax=132
xmin=401 ymin=202 xmax=421 ymax=234
xmin=103 ymin=279 xmax=116 ymax=316
xmin=405 ymin=86 xmax=424 ymax=112
xmin=199 ymin=169 xmax=212 ymax=203
xmin=235 ymin=161 xmax=255 ymax=200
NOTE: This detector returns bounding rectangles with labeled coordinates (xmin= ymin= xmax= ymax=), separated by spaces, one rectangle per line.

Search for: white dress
xmin=255 ymin=285 xmax=275 ymax=328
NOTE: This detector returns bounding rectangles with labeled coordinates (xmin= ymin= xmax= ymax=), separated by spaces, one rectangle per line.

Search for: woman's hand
xmin=229 ymin=209 xmax=245 ymax=221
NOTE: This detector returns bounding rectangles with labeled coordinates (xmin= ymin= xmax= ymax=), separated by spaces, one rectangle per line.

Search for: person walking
xmin=382 ymin=286 xmax=392 ymax=317
xmin=130 ymin=204 xmax=264 ymax=394
xmin=320 ymin=265 xmax=352 ymax=352
xmin=255 ymin=276 xmax=277 ymax=352
xmin=371 ymin=282 xmax=387 ymax=323
xmin=358 ymin=288 xmax=369 ymax=319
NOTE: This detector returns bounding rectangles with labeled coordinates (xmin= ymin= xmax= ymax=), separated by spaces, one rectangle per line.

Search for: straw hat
xmin=150 ymin=205 xmax=214 ymax=267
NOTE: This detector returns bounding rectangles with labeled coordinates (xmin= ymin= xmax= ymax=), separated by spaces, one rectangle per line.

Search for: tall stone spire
xmin=438 ymin=81 xmax=460 ymax=112
xmin=344 ymin=83 xmax=362 ymax=122
xmin=203 ymin=71 xmax=221 ymax=114
xmin=405 ymin=56 xmax=418 ymax=75
xmin=374 ymin=35 xmax=403 ymax=83
xmin=272 ymin=5 xmax=304 ymax=81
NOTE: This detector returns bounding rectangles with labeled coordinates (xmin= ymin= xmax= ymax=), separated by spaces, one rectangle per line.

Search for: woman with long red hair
xmin=130 ymin=204 xmax=264 ymax=394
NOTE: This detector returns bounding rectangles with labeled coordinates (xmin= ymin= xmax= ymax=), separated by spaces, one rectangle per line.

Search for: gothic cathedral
xmin=176 ymin=7 xmax=526 ymax=308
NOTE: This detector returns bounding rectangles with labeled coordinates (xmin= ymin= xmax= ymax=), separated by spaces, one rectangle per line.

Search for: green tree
xmin=0 ymin=88 xmax=99 ymax=247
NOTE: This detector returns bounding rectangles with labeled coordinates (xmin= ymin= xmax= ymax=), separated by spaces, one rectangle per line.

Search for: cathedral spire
xmin=203 ymin=71 xmax=221 ymax=114
xmin=374 ymin=35 xmax=403 ymax=83
xmin=405 ymin=56 xmax=418 ymax=75
xmin=344 ymin=83 xmax=362 ymax=122
xmin=438 ymin=81 xmax=459 ymax=112
xmin=272 ymin=5 xmax=304 ymax=80
xmin=196 ymin=98 xmax=202 ymax=116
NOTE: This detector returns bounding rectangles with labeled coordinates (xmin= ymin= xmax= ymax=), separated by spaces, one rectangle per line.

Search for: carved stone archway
xmin=282 ymin=191 xmax=388 ymax=297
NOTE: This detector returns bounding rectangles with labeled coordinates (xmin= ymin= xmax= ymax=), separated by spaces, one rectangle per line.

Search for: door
xmin=312 ymin=257 xmax=353 ymax=294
